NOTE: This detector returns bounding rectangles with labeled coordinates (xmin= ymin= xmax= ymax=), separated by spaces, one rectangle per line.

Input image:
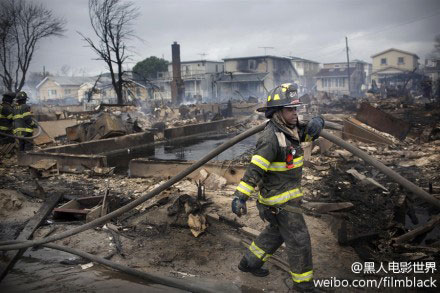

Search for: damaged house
xmin=289 ymin=56 xmax=320 ymax=93
xmin=78 ymin=75 xmax=152 ymax=105
xmin=370 ymin=48 xmax=420 ymax=87
xmin=216 ymin=55 xmax=299 ymax=101
xmin=153 ymin=60 xmax=224 ymax=103
xmin=36 ymin=76 xmax=94 ymax=104
xmin=315 ymin=61 xmax=366 ymax=96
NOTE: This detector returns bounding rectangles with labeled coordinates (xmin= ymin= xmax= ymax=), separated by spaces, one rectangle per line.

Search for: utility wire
xmin=292 ymin=8 xmax=440 ymax=61
xmin=348 ymin=8 xmax=440 ymax=42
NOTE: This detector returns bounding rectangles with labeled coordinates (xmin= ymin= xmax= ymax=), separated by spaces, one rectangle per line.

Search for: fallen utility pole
xmin=0 ymin=192 xmax=62 ymax=281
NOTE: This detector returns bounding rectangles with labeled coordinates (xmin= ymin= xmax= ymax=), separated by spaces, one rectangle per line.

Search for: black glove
xmin=257 ymin=202 xmax=278 ymax=224
xmin=305 ymin=116 xmax=325 ymax=141
xmin=231 ymin=193 xmax=247 ymax=217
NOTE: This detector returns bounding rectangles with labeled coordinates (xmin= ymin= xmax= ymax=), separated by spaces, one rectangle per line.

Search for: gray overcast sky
xmin=31 ymin=0 xmax=440 ymax=76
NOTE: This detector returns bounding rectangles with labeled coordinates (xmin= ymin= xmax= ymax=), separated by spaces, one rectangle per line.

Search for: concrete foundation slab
xmin=18 ymin=152 xmax=107 ymax=171
xmin=42 ymin=131 xmax=154 ymax=155
xmin=164 ymin=119 xmax=236 ymax=140
xmin=129 ymin=159 xmax=246 ymax=184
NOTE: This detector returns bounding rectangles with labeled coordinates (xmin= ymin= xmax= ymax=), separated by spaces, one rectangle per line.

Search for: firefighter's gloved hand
xmin=305 ymin=116 xmax=325 ymax=141
xmin=257 ymin=202 xmax=278 ymax=224
xmin=231 ymin=195 xmax=247 ymax=217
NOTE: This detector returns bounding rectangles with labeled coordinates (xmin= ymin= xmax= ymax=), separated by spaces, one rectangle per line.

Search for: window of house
xmin=398 ymin=57 xmax=405 ymax=65
xmin=334 ymin=64 xmax=340 ymax=68
xmin=158 ymin=72 xmax=163 ymax=78
xmin=248 ymin=60 xmax=257 ymax=70
xmin=215 ymin=64 xmax=218 ymax=72
xmin=136 ymin=88 xmax=141 ymax=96
xmin=381 ymin=58 xmax=387 ymax=65
xmin=336 ymin=78 xmax=345 ymax=87
xmin=65 ymin=89 xmax=71 ymax=95
xmin=49 ymin=89 xmax=57 ymax=96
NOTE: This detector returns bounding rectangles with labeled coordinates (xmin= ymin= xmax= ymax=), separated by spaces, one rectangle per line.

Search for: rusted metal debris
xmin=343 ymin=117 xmax=394 ymax=145
xmin=355 ymin=102 xmax=411 ymax=140
xmin=66 ymin=112 xmax=127 ymax=142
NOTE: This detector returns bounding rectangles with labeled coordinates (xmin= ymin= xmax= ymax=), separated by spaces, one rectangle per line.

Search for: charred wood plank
xmin=392 ymin=215 xmax=440 ymax=244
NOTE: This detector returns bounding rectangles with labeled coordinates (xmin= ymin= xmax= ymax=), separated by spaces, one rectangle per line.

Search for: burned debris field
xmin=1 ymin=91 xmax=439 ymax=292
xmin=1 ymin=0 xmax=439 ymax=290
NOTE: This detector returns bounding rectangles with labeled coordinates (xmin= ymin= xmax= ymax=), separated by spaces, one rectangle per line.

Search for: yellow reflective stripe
xmin=268 ymin=162 xmax=289 ymax=171
xmin=0 ymin=114 xmax=13 ymax=119
xmin=13 ymin=127 xmax=33 ymax=133
xmin=268 ymin=157 xmax=304 ymax=171
xmin=13 ymin=112 xmax=31 ymax=119
xmin=251 ymin=155 xmax=270 ymax=171
xmin=236 ymin=181 xmax=254 ymax=196
xmin=248 ymin=242 xmax=271 ymax=261
xmin=305 ymin=134 xmax=313 ymax=142
xmin=273 ymin=94 xmax=280 ymax=100
xmin=262 ymin=253 xmax=272 ymax=262
xmin=291 ymin=270 xmax=313 ymax=283
xmin=0 ymin=126 xmax=10 ymax=130
xmin=258 ymin=188 xmax=303 ymax=206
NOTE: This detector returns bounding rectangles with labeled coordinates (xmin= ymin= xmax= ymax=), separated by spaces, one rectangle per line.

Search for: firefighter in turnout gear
xmin=13 ymin=91 xmax=35 ymax=152
xmin=231 ymin=83 xmax=324 ymax=292
xmin=0 ymin=92 xmax=16 ymax=147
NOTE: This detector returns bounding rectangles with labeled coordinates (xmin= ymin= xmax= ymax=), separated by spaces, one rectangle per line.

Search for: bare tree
xmin=60 ymin=64 xmax=71 ymax=76
xmin=79 ymin=0 xmax=139 ymax=104
xmin=0 ymin=0 xmax=65 ymax=92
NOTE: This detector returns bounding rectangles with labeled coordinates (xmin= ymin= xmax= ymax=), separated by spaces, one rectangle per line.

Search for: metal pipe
xmin=43 ymin=243 xmax=240 ymax=293
xmin=320 ymin=130 xmax=440 ymax=210
xmin=0 ymin=240 xmax=240 ymax=292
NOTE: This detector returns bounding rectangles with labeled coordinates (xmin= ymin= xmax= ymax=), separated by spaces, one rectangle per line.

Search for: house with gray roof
xmin=36 ymin=76 xmax=94 ymax=102
xmin=217 ymin=55 xmax=299 ymax=101
xmin=315 ymin=61 xmax=366 ymax=96
xmin=152 ymin=60 xmax=224 ymax=102
xmin=289 ymin=56 xmax=320 ymax=92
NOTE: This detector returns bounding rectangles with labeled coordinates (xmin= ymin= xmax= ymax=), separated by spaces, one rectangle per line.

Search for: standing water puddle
xmin=107 ymin=133 xmax=257 ymax=173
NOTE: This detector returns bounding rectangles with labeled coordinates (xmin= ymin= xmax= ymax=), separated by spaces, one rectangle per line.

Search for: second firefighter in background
xmin=13 ymin=91 xmax=35 ymax=152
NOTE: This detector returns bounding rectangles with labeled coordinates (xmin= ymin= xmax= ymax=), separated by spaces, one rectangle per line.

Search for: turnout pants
xmin=243 ymin=204 xmax=314 ymax=290
xmin=17 ymin=132 xmax=33 ymax=152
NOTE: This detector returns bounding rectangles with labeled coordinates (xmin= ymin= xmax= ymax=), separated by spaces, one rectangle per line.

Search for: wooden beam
xmin=0 ymin=192 xmax=62 ymax=281
xmin=392 ymin=215 xmax=440 ymax=244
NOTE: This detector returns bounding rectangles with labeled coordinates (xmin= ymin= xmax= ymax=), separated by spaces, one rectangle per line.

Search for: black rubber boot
xmin=238 ymin=257 xmax=269 ymax=277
